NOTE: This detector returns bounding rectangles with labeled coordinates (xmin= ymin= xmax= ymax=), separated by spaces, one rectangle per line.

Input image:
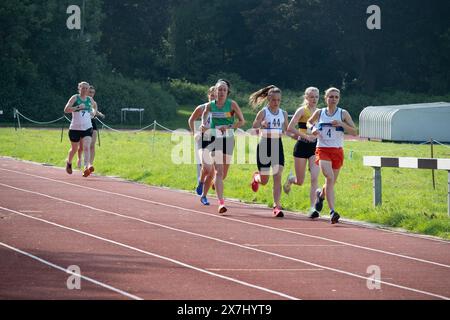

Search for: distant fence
xmin=363 ymin=156 xmax=450 ymax=216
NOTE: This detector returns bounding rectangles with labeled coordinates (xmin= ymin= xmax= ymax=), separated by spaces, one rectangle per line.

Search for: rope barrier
xmin=12 ymin=109 xmax=450 ymax=152
xmin=16 ymin=110 xmax=66 ymax=125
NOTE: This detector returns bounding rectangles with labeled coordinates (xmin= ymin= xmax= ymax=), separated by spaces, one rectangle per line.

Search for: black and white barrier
xmin=363 ymin=156 xmax=450 ymax=216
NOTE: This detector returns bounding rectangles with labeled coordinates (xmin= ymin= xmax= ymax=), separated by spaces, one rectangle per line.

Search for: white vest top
xmin=316 ymin=107 xmax=345 ymax=148
xmin=69 ymin=95 xmax=93 ymax=131
xmin=194 ymin=103 xmax=212 ymax=132
xmin=261 ymin=106 xmax=284 ymax=138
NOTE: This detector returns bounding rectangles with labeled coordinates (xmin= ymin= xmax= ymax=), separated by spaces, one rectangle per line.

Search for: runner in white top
xmin=307 ymin=87 xmax=357 ymax=224
xmin=64 ymin=81 xmax=95 ymax=177
xmin=249 ymin=85 xmax=289 ymax=218
xmin=188 ymin=86 xmax=215 ymax=205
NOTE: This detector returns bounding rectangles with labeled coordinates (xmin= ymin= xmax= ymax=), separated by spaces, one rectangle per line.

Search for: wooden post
xmin=431 ymin=138 xmax=436 ymax=190
xmin=448 ymin=171 xmax=450 ymax=217
xmin=373 ymin=167 xmax=382 ymax=206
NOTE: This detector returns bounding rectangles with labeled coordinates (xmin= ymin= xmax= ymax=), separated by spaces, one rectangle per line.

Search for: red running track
xmin=0 ymin=157 xmax=449 ymax=300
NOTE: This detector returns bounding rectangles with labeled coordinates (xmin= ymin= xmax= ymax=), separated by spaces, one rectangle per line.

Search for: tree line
xmin=1 ymin=0 xmax=449 ymax=123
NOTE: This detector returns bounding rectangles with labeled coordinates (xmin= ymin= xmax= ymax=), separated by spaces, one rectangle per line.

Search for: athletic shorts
xmin=91 ymin=118 xmax=98 ymax=131
xmin=257 ymin=138 xmax=285 ymax=171
xmin=201 ymin=132 xmax=214 ymax=149
xmin=204 ymin=135 xmax=235 ymax=156
xmin=68 ymin=128 xmax=93 ymax=143
xmin=315 ymin=147 xmax=344 ymax=170
xmin=293 ymin=139 xmax=317 ymax=159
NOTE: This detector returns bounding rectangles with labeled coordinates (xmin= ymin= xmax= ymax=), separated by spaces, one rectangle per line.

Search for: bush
xmin=165 ymin=79 xmax=209 ymax=106
xmin=94 ymin=74 xmax=178 ymax=125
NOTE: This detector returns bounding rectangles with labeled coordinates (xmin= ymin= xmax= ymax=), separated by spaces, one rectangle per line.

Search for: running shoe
xmin=314 ymin=188 xmax=325 ymax=212
xmin=200 ymin=196 xmax=210 ymax=206
xmin=308 ymin=209 xmax=320 ymax=219
xmin=273 ymin=206 xmax=284 ymax=218
xmin=283 ymin=171 xmax=295 ymax=194
xmin=218 ymin=205 xmax=227 ymax=214
xmin=89 ymin=166 xmax=95 ymax=173
xmin=66 ymin=162 xmax=72 ymax=175
xmin=330 ymin=210 xmax=340 ymax=224
xmin=82 ymin=167 xmax=91 ymax=177
xmin=196 ymin=181 xmax=204 ymax=196
xmin=251 ymin=172 xmax=260 ymax=192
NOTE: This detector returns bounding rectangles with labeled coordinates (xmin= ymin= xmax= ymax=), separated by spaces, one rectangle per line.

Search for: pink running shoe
xmin=273 ymin=206 xmax=284 ymax=218
xmin=251 ymin=172 xmax=260 ymax=192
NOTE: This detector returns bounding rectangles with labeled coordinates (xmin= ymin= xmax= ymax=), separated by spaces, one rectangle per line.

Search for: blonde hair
xmin=78 ymin=81 xmax=89 ymax=89
xmin=249 ymin=85 xmax=281 ymax=110
xmin=301 ymin=87 xmax=319 ymax=108
xmin=324 ymin=87 xmax=340 ymax=97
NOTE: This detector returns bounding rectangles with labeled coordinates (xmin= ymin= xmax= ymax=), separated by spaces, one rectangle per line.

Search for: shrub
xmin=94 ymin=74 xmax=178 ymax=125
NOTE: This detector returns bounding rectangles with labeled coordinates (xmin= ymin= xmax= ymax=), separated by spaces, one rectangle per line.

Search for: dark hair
xmin=215 ymin=79 xmax=232 ymax=95
xmin=89 ymin=85 xmax=95 ymax=90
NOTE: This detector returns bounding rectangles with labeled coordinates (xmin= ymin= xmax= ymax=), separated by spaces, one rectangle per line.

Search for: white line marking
xmin=0 ymin=205 xmax=300 ymax=300
xmin=282 ymin=227 xmax=362 ymax=230
xmin=0 ymin=188 xmax=449 ymax=300
xmin=206 ymin=268 xmax=324 ymax=272
xmin=245 ymin=244 xmax=345 ymax=247
xmin=0 ymin=241 xmax=143 ymax=300
xmin=1 ymin=168 xmax=449 ymax=268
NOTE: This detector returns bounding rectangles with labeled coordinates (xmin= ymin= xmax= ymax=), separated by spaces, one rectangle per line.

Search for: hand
xmin=260 ymin=120 xmax=269 ymax=128
xmin=311 ymin=127 xmax=319 ymax=136
xmin=306 ymin=135 xmax=317 ymax=143
xmin=331 ymin=120 xmax=342 ymax=127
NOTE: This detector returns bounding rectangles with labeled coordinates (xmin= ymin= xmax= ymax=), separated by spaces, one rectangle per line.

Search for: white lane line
xmin=0 ymin=206 xmax=299 ymax=301
xmin=0 ymin=188 xmax=449 ymax=300
xmin=0 ymin=241 xmax=143 ymax=300
xmin=244 ymin=244 xmax=345 ymax=247
xmin=1 ymin=168 xmax=449 ymax=268
xmin=282 ymin=227 xmax=362 ymax=230
xmin=206 ymin=268 xmax=324 ymax=272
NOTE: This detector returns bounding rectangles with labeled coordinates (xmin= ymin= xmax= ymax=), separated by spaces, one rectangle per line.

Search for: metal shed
xmin=359 ymin=102 xmax=450 ymax=143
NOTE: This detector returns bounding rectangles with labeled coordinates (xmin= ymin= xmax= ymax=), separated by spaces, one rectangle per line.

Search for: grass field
xmin=1 ymin=127 xmax=450 ymax=240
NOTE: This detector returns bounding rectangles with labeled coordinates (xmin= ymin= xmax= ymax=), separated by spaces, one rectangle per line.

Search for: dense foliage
xmin=1 ymin=0 xmax=449 ymax=123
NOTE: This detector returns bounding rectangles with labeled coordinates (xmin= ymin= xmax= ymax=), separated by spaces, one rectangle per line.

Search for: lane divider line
xmin=0 ymin=241 xmax=143 ymax=300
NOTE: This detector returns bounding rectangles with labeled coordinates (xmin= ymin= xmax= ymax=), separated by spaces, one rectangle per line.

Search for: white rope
xmin=154 ymin=121 xmax=176 ymax=133
xmin=96 ymin=118 xmax=156 ymax=133
xmin=349 ymin=140 xmax=431 ymax=155
xmin=16 ymin=110 xmax=65 ymax=125
xmin=433 ymin=140 xmax=450 ymax=148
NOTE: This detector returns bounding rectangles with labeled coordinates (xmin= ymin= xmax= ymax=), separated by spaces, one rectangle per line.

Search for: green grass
xmin=1 ymin=127 xmax=450 ymax=240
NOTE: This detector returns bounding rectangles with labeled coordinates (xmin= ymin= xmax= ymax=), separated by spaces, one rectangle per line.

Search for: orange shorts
xmin=315 ymin=147 xmax=344 ymax=169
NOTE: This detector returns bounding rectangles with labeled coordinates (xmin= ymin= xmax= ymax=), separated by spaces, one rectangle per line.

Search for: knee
xmin=215 ymin=170 xmax=224 ymax=179
xmin=296 ymin=177 xmax=305 ymax=186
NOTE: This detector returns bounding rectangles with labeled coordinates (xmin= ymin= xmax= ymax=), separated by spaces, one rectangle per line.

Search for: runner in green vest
xmin=200 ymin=79 xmax=245 ymax=214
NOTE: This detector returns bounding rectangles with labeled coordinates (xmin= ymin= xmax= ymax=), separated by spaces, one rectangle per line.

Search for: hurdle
xmin=363 ymin=156 xmax=450 ymax=216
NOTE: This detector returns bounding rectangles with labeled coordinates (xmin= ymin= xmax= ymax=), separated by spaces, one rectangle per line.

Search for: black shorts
xmin=257 ymin=138 xmax=285 ymax=170
xmin=91 ymin=118 xmax=98 ymax=131
xmin=201 ymin=132 xmax=214 ymax=149
xmin=68 ymin=128 xmax=93 ymax=143
xmin=293 ymin=139 xmax=317 ymax=159
xmin=203 ymin=135 xmax=235 ymax=155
